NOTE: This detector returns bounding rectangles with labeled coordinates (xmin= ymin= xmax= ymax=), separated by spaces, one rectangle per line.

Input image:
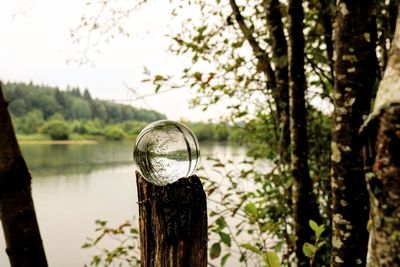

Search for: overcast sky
xmin=0 ymin=0 xmax=220 ymax=121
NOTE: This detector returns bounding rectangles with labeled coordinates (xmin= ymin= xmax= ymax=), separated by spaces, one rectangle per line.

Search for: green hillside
xmin=2 ymin=82 xmax=165 ymax=140
xmin=2 ymin=81 xmax=236 ymax=142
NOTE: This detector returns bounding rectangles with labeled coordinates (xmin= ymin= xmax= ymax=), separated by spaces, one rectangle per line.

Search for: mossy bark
xmin=331 ymin=1 xmax=377 ymax=266
xmin=365 ymin=105 xmax=400 ymax=266
xmin=0 ymin=84 xmax=48 ymax=267
xmin=363 ymin=6 xmax=400 ymax=265
xmin=136 ymin=172 xmax=207 ymax=267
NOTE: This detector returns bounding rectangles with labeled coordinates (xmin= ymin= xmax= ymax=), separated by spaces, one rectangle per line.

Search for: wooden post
xmin=136 ymin=172 xmax=207 ymax=267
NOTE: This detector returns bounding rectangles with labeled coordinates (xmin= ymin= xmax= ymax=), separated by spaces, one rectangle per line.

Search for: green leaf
xmin=309 ymin=220 xmax=325 ymax=239
xmin=274 ymin=241 xmax=283 ymax=252
xmin=193 ymin=72 xmax=202 ymax=81
xmin=154 ymin=75 xmax=165 ymax=82
xmin=317 ymin=241 xmax=326 ymax=248
xmin=92 ymin=255 xmax=101 ymax=266
xmin=215 ymin=217 xmax=227 ymax=229
xmin=155 ymin=84 xmax=161 ymax=93
xmin=309 ymin=220 xmax=318 ymax=232
xmin=236 ymin=111 xmax=248 ymax=118
xmin=263 ymin=251 xmax=281 ymax=267
xmin=240 ymin=243 xmax=260 ymax=254
xmin=81 ymin=243 xmax=92 ymax=249
xmin=210 ymin=243 xmax=221 ymax=259
xmin=315 ymin=225 xmax=325 ymax=239
xmin=218 ymin=232 xmax=231 ymax=247
xmin=221 ymin=253 xmax=230 ymax=266
xmin=197 ymin=25 xmax=207 ymax=34
xmin=209 ymin=211 xmax=218 ymax=217
xmin=95 ymin=219 xmax=107 ymax=227
xmin=302 ymin=243 xmax=316 ymax=258
xmin=244 ymin=202 xmax=257 ymax=217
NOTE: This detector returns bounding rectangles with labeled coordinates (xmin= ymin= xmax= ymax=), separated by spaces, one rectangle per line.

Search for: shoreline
xmin=19 ymin=140 xmax=98 ymax=145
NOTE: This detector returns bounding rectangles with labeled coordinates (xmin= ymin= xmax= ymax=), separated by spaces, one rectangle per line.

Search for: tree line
xmin=2 ymin=81 xmax=247 ymax=142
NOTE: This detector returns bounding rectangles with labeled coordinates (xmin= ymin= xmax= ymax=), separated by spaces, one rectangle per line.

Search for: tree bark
xmin=288 ymin=0 xmax=321 ymax=266
xmin=362 ymin=6 xmax=400 ymax=265
xmin=319 ymin=0 xmax=335 ymax=84
xmin=365 ymin=105 xmax=400 ymax=267
xmin=136 ymin=172 xmax=207 ymax=267
xmin=0 ymin=83 xmax=48 ymax=267
xmin=389 ymin=0 xmax=400 ymax=37
xmin=264 ymin=0 xmax=290 ymax=163
xmin=331 ymin=1 xmax=377 ymax=266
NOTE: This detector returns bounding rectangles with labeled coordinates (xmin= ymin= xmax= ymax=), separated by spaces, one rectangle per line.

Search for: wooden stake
xmin=136 ymin=172 xmax=207 ymax=267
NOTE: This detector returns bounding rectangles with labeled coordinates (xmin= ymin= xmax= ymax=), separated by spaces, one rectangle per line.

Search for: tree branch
xmin=229 ymin=0 xmax=276 ymax=89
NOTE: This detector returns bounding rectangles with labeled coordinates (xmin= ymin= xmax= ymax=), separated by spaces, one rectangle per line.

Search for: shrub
xmin=40 ymin=120 xmax=71 ymax=140
xmin=104 ymin=126 xmax=126 ymax=140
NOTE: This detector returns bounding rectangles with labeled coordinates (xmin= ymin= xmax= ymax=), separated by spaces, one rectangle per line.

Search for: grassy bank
xmin=16 ymin=133 xmax=135 ymax=145
xmin=19 ymin=140 xmax=98 ymax=145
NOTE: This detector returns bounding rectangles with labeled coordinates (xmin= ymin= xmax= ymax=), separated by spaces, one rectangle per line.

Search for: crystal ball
xmin=133 ymin=120 xmax=200 ymax=186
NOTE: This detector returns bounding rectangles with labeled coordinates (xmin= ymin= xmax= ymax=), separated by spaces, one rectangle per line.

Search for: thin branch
xmin=229 ymin=0 xmax=276 ymax=89
xmin=305 ymin=54 xmax=334 ymax=104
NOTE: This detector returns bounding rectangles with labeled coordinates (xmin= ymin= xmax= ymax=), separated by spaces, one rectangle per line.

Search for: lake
xmin=0 ymin=141 xmax=248 ymax=267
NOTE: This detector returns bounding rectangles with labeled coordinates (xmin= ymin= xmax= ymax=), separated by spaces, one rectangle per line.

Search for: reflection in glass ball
xmin=133 ymin=120 xmax=200 ymax=186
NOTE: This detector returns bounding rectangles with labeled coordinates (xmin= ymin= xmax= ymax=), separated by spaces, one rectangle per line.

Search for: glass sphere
xmin=133 ymin=120 xmax=200 ymax=186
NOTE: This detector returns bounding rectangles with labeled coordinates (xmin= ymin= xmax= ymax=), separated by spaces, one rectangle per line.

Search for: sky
xmin=0 ymin=0 xmax=220 ymax=121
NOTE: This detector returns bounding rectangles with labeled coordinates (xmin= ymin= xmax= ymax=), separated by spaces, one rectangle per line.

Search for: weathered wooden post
xmin=134 ymin=120 xmax=207 ymax=267
xmin=136 ymin=172 xmax=207 ymax=267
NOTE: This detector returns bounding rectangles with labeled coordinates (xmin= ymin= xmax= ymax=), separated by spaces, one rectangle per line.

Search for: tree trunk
xmin=331 ymin=1 xmax=377 ymax=266
xmin=0 ymin=83 xmax=48 ymax=267
xmin=319 ymin=0 xmax=335 ymax=84
xmin=230 ymin=0 xmax=291 ymax=162
xmin=362 ymin=6 xmax=400 ymax=265
xmin=365 ymin=105 xmax=400 ymax=267
xmin=264 ymin=0 xmax=290 ymax=163
xmin=287 ymin=1 xmax=321 ymax=266
xmin=136 ymin=172 xmax=207 ymax=267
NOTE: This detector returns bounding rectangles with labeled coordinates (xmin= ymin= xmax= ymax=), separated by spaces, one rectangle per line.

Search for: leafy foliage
xmin=302 ymin=220 xmax=326 ymax=266
xmin=203 ymin=157 xmax=290 ymax=266
xmin=3 ymin=81 xmax=165 ymax=122
xmin=40 ymin=120 xmax=71 ymax=140
xmin=104 ymin=126 xmax=126 ymax=141
xmin=4 ymin=81 xmax=242 ymax=142
xmin=82 ymin=220 xmax=140 ymax=267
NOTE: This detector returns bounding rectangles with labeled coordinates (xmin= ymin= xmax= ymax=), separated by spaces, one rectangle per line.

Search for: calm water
xmin=0 ymin=141 xmax=247 ymax=267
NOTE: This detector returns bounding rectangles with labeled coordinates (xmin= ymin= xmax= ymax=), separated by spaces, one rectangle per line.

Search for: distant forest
xmin=1 ymin=82 xmax=165 ymax=140
xmin=3 ymin=82 xmax=165 ymax=123
xmin=2 ymin=82 xmax=236 ymax=142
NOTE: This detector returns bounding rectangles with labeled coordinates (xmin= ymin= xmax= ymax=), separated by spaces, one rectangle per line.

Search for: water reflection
xmin=21 ymin=142 xmax=133 ymax=177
